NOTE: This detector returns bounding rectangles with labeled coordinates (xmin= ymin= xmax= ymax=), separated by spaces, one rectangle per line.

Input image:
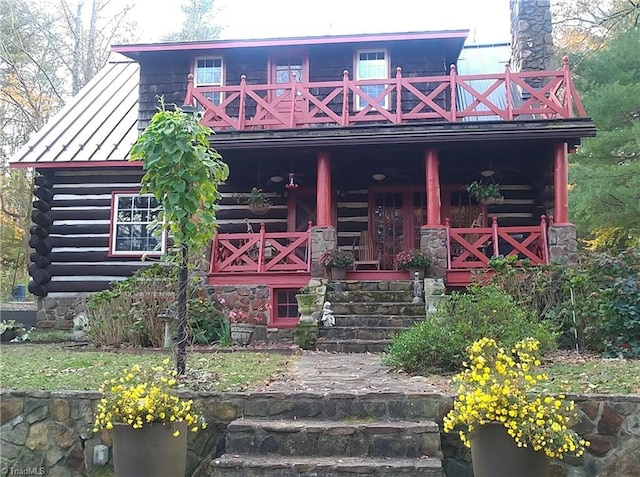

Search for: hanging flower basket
xmin=248 ymin=203 xmax=270 ymax=215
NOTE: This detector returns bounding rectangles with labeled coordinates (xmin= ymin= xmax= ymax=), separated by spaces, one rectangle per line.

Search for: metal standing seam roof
xmin=9 ymin=54 xmax=140 ymax=167
xmin=455 ymin=42 xmax=512 ymax=121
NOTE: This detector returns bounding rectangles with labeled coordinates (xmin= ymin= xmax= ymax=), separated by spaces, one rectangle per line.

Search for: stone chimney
xmin=510 ymin=0 xmax=554 ymax=73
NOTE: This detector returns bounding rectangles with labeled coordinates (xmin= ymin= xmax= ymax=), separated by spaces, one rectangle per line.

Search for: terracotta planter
xmin=330 ymin=266 xmax=347 ymax=280
xmin=230 ymin=323 xmax=255 ymax=345
xmin=471 ymin=423 xmax=549 ymax=477
xmin=113 ymin=422 xmax=187 ymax=477
xmin=407 ymin=267 xmax=425 ymax=280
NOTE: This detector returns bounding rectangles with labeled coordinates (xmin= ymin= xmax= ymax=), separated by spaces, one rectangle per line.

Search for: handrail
xmin=210 ymin=224 xmax=311 ymax=274
xmin=186 ymin=57 xmax=586 ymax=131
xmin=445 ymin=217 xmax=550 ymax=270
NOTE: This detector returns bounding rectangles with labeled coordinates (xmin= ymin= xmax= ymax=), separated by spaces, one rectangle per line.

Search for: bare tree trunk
xmin=72 ymin=0 xmax=85 ymax=95
xmin=85 ymin=0 xmax=98 ymax=86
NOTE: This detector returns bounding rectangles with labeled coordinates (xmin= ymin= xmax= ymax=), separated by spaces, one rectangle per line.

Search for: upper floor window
xmin=194 ymin=57 xmax=224 ymax=106
xmin=356 ymin=50 xmax=389 ymax=110
xmin=110 ymin=193 xmax=164 ymax=256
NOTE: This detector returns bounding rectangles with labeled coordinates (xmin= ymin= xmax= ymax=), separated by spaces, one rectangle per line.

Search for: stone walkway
xmin=255 ymin=351 xmax=450 ymax=394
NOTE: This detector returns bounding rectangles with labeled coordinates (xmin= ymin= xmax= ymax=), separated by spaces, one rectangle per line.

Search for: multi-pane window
xmin=194 ymin=57 xmax=223 ymax=106
xmin=356 ymin=50 xmax=389 ymax=110
xmin=111 ymin=194 xmax=163 ymax=255
xmin=276 ymin=290 xmax=299 ymax=319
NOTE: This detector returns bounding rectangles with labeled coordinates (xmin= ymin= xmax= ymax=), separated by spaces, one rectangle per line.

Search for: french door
xmin=372 ymin=191 xmax=425 ymax=269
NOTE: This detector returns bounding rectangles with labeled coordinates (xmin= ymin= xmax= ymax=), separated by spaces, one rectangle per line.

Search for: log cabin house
xmin=10 ymin=0 xmax=596 ymax=330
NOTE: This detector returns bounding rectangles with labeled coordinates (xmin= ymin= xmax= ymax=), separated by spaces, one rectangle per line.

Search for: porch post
xmin=554 ymin=142 xmax=569 ymax=224
xmin=317 ymin=151 xmax=332 ymax=226
xmin=425 ymin=148 xmax=441 ymax=225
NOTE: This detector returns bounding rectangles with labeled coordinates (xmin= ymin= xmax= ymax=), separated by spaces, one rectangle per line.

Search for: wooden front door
xmin=269 ymin=53 xmax=308 ymax=117
xmin=372 ymin=191 xmax=425 ymax=269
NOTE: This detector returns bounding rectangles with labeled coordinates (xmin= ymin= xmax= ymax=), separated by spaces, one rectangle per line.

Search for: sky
xmin=128 ymin=0 xmax=512 ymax=45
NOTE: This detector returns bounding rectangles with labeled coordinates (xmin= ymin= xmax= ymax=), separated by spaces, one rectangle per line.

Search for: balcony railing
xmin=186 ymin=57 xmax=586 ymax=131
xmin=445 ymin=216 xmax=549 ymax=270
xmin=210 ymin=223 xmax=311 ymax=274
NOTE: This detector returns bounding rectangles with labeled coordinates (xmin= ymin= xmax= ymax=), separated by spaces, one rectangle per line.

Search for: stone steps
xmin=318 ymin=326 xmax=405 ymax=341
xmin=209 ymin=454 xmax=444 ymax=476
xmin=225 ymin=418 xmax=441 ymax=458
xmin=316 ymin=280 xmax=425 ymax=353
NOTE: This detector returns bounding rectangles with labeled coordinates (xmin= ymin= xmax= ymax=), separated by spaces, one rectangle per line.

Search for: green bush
xmin=384 ymin=285 xmax=557 ymax=373
xmin=187 ymin=296 xmax=230 ymax=346
xmin=487 ymin=250 xmax=640 ymax=357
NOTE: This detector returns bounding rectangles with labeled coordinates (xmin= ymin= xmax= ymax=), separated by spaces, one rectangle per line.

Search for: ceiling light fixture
xmin=480 ymin=169 xmax=495 ymax=177
xmin=372 ymin=173 xmax=386 ymax=181
xmin=270 ymin=175 xmax=284 ymax=183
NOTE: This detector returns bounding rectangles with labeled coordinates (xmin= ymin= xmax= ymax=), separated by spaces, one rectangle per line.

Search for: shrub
xmin=187 ymin=296 xmax=230 ymax=346
xmin=384 ymin=285 xmax=557 ymax=373
xmin=86 ymin=265 xmax=176 ymax=347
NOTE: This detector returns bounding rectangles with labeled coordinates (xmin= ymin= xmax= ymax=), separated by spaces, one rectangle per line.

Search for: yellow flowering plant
xmin=93 ymin=358 xmax=207 ymax=437
xmin=443 ymin=337 xmax=588 ymax=459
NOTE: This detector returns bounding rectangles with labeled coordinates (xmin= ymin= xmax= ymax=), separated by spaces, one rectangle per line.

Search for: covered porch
xmin=208 ymin=141 xmax=570 ymax=287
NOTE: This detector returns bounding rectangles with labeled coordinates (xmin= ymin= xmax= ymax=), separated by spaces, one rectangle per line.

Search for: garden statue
xmin=412 ymin=271 xmax=423 ymax=304
xmin=320 ymin=301 xmax=335 ymax=327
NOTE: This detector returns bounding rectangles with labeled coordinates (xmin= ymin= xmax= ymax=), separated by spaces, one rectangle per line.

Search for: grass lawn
xmin=1 ymin=344 xmax=638 ymax=394
xmin=0 ymin=344 xmax=293 ymax=392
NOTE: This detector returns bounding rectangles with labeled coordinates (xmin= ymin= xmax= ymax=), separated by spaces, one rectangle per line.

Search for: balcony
xmin=185 ymin=57 xmax=586 ymax=132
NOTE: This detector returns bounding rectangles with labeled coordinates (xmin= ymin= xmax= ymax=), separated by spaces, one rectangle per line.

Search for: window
xmin=110 ymin=193 xmax=164 ymax=256
xmin=194 ymin=57 xmax=224 ymax=106
xmin=275 ymin=290 xmax=299 ymax=319
xmin=356 ymin=50 xmax=389 ymax=110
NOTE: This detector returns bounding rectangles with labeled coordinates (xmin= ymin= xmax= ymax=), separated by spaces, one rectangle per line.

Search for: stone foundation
xmin=1 ymin=391 xmax=638 ymax=477
xmin=204 ymin=284 xmax=271 ymax=332
xmin=420 ymin=227 xmax=447 ymax=279
xmin=36 ymin=295 xmax=90 ymax=330
xmin=548 ymin=223 xmax=578 ymax=266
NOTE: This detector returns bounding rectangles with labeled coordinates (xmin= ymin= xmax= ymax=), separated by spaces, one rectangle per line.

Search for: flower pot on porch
xmin=230 ymin=323 xmax=255 ymax=345
xmin=407 ymin=267 xmax=425 ymax=280
xmin=330 ymin=266 xmax=348 ymax=280
xmin=471 ymin=423 xmax=550 ymax=477
xmin=248 ymin=203 xmax=269 ymax=215
xmin=112 ymin=422 xmax=187 ymax=477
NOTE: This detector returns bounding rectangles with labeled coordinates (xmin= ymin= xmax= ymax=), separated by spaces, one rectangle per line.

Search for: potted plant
xmin=234 ymin=187 xmax=271 ymax=215
xmin=319 ymin=248 xmax=355 ymax=280
xmin=228 ymin=308 xmax=265 ymax=345
xmin=443 ymin=337 xmax=588 ymax=477
xmin=465 ymin=180 xmax=503 ymax=204
xmin=395 ymin=249 xmax=432 ymax=279
xmin=93 ymin=359 xmax=207 ymax=477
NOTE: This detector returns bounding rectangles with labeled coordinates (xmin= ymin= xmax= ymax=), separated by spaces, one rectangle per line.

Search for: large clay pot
xmin=330 ymin=266 xmax=347 ymax=280
xmin=471 ymin=423 xmax=550 ymax=477
xmin=112 ymin=422 xmax=187 ymax=477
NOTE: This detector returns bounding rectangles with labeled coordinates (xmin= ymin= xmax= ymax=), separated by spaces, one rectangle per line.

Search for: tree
xmin=569 ymin=28 xmax=640 ymax=249
xmin=130 ymin=102 xmax=229 ymax=374
xmin=163 ymin=0 xmax=223 ymax=42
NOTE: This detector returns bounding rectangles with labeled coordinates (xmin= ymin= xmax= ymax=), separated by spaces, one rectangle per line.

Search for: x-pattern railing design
xmin=185 ymin=57 xmax=586 ymax=130
xmin=210 ymin=223 xmax=311 ymax=274
xmin=446 ymin=216 xmax=549 ymax=270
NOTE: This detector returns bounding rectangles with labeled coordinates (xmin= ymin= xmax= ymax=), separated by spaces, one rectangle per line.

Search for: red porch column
xmin=317 ymin=151 xmax=332 ymax=226
xmin=425 ymin=148 xmax=441 ymax=226
xmin=554 ymin=142 xmax=569 ymax=224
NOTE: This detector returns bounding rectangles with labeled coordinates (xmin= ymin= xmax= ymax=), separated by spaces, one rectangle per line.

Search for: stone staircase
xmin=316 ymin=280 xmax=426 ymax=353
xmin=207 ymin=393 xmax=444 ymax=476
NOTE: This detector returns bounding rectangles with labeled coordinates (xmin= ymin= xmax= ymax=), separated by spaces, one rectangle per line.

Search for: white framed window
xmin=110 ymin=193 xmax=164 ymax=256
xmin=355 ymin=50 xmax=389 ymax=110
xmin=194 ymin=57 xmax=224 ymax=106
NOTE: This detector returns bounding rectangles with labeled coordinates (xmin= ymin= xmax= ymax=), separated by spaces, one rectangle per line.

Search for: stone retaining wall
xmin=1 ymin=391 xmax=638 ymax=477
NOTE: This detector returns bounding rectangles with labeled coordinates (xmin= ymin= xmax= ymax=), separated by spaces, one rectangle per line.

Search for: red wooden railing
xmin=185 ymin=57 xmax=586 ymax=131
xmin=445 ymin=216 xmax=549 ymax=270
xmin=210 ymin=223 xmax=311 ymax=274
